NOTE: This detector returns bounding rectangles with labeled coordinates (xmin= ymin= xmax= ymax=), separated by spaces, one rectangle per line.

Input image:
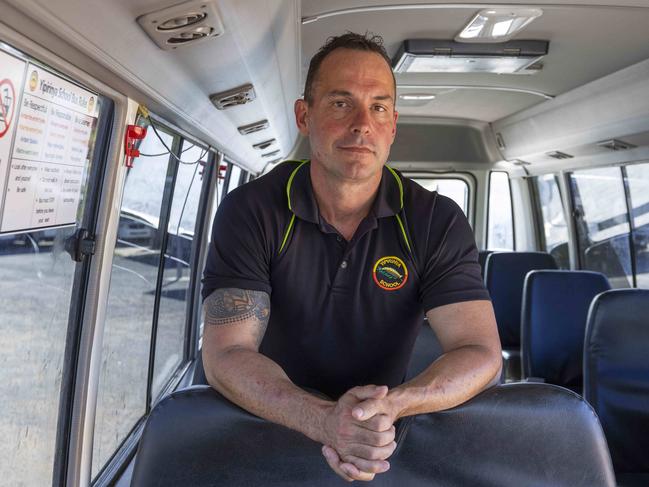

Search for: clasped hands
xmin=321 ymin=384 xmax=400 ymax=482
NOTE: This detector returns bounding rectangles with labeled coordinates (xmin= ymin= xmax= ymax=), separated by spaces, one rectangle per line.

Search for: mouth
xmin=338 ymin=146 xmax=374 ymax=154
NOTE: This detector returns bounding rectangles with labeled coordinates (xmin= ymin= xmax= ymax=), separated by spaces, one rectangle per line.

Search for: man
xmin=201 ymin=33 xmax=501 ymax=482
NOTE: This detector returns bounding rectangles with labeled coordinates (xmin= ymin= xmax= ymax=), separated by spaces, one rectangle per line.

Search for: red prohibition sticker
xmin=0 ymin=78 xmax=16 ymax=138
xmin=373 ymin=255 xmax=409 ymax=291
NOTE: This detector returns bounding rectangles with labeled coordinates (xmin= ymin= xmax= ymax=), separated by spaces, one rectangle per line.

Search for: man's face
xmin=295 ymin=48 xmax=398 ymax=182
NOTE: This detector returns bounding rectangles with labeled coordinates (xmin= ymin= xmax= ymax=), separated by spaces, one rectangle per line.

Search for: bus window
xmin=0 ymin=46 xmax=107 ymax=486
xmin=570 ymin=167 xmax=632 ymax=288
xmin=626 ymin=162 xmax=649 ymax=289
xmin=226 ymin=164 xmax=243 ymax=194
xmin=412 ymin=178 xmax=469 ymax=216
xmin=151 ymin=141 xmax=210 ymax=400
xmin=534 ymin=174 xmax=569 ymax=269
xmin=92 ymin=122 xmax=180 ymax=478
xmin=487 ymin=171 xmax=514 ymax=250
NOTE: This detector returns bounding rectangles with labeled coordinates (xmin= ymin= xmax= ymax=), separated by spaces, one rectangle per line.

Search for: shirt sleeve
xmin=418 ymin=195 xmax=490 ymax=313
xmin=201 ymin=189 xmax=272 ymax=301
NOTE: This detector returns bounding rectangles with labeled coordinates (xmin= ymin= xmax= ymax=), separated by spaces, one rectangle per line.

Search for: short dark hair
xmin=303 ymin=32 xmax=395 ymax=105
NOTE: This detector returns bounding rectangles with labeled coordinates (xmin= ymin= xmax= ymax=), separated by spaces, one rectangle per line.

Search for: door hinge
xmin=64 ymin=228 xmax=96 ymax=262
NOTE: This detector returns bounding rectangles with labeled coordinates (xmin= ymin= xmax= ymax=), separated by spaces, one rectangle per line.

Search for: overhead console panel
xmin=492 ymin=57 xmax=649 ymax=168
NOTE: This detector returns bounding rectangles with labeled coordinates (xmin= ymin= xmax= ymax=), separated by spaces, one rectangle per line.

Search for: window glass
xmin=227 ymin=164 xmax=242 ymax=194
xmin=151 ymin=142 xmax=208 ymax=400
xmin=570 ymin=167 xmax=632 ymax=288
xmin=92 ymin=126 xmax=176 ymax=477
xmin=487 ymin=172 xmax=514 ymax=250
xmin=413 ymin=178 xmax=469 ymax=216
xmin=626 ymin=162 xmax=649 ymax=288
xmin=0 ymin=51 xmax=103 ymax=485
xmin=535 ymin=174 xmax=569 ymax=269
xmin=167 ymin=143 xmax=208 ymax=237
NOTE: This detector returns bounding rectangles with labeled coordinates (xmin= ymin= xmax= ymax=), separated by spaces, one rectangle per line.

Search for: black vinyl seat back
xmin=521 ymin=270 xmax=610 ymax=390
xmin=484 ymin=251 xmax=558 ymax=349
xmin=132 ymin=383 xmax=615 ymax=487
xmin=584 ymin=289 xmax=649 ymax=474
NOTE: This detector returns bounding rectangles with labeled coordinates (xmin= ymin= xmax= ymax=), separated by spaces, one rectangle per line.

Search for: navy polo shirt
xmin=202 ymin=160 xmax=489 ymax=399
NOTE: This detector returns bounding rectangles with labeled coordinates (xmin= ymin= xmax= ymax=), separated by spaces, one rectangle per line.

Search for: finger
xmin=348 ymin=441 xmax=398 ymax=461
xmin=342 ymin=454 xmax=390 ymax=474
xmin=345 ymin=385 xmax=388 ymax=403
xmin=351 ymin=398 xmax=385 ymax=422
xmin=322 ymin=445 xmax=355 ymax=482
xmin=361 ymin=414 xmax=394 ymax=433
xmin=339 ymin=461 xmax=376 ymax=482
xmin=349 ymin=424 xmax=395 ymax=447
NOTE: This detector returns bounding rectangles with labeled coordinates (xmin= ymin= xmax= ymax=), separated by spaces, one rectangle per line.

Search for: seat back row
xmin=132 ymin=383 xmax=616 ymax=486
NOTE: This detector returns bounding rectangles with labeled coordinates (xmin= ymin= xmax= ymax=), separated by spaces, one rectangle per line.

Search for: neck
xmin=309 ymin=161 xmax=382 ymax=241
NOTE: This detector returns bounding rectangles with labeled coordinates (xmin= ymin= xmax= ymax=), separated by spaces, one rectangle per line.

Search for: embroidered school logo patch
xmin=373 ymin=256 xmax=408 ymax=291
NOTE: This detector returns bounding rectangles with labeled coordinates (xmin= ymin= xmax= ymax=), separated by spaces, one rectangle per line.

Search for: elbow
xmin=202 ymin=344 xmax=250 ymax=390
xmin=485 ymin=345 xmax=503 ymax=388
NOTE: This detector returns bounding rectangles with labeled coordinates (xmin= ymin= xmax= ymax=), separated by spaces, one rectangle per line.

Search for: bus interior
xmin=1 ymin=0 xmax=648 ymax=486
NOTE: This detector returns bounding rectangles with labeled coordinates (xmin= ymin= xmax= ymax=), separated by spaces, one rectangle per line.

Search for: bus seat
xmin=478 ymin=250 xmax=493 ymax=278
xmin=484 ymin=251 xmax=557 ymax=380
xmin=404 ymin=321 xmax=443 ymax=380
xmin=131 ymin=383 xmax=615 ymax=487
xmin=521 ymin=270 xmax=610 ymax=391
xmin=584 ymin=289 xmax=649 ymax=484
xmin=193 ymin=321 xmax=444 ymax=386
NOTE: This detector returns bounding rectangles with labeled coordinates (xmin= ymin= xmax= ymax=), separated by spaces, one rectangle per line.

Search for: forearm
xmin=388 ymin=344 xmax=501 ymax=419
xmin=205 ymin=346 xmax=333 ymax=444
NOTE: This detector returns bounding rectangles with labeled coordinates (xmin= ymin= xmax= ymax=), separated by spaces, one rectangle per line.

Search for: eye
xmin=333 ymin=100 xmax=349 ymax=108
xmin=373 ymin=104 xmax=388 ymax=112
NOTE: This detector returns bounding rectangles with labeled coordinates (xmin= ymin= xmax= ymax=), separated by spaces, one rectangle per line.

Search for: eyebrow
xmin=326 ymin=90 xmax=394 ymax=102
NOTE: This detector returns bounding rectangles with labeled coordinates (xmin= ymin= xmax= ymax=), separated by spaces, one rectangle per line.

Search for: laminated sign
xmin=0 ymin=51 xmax=100 ymax=234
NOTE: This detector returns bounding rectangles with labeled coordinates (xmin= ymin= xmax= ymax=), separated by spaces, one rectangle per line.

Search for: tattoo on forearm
xmin=204 ymin=288 xmax=270 ymax=330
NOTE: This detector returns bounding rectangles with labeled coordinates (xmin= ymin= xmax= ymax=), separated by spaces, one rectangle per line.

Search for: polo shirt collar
xmin=287 ymin=161 xmax=404 ymax=224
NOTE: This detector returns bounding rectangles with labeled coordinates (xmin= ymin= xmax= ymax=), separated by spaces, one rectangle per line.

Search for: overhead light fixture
xmin=456 ymin=8 xmax=543 ymax=43
xmin=398 ymin=93 xmax=436 ymax=101
xmin=393 ymin=39 xmax=548 ymax=74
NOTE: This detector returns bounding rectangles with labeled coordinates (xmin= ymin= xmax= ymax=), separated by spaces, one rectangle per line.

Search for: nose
xmin=350 ymin=106 xmax=372 ymax=135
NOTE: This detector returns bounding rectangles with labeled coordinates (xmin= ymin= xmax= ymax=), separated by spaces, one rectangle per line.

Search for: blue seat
xmin=484 ymin=252 xmax=557 ymax=380
xmin=584 ymin=289 xmax=649 ymax=485
xmin=478 ymin=250 xmax=493 ymax=278
xmin=521 ymin=270 xmax=610 ymax=391
xmin=132 ymin=383 xmax=615 ymax=486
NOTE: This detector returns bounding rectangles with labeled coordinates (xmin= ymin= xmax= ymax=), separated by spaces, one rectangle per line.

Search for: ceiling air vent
xmin=253 ymin=139 xmax=276 ymax=151
xmin=137 ymin=0 xmax=224 ymax=51
xmin=238 ymin=120 xmax=269 ymax=135
xmin=597 ymin=139 xmax=637 ymax=151
xmin=512 ymin=159 xmax=531 ymax=166
xmin=546 ymin=151 xmax=573 ymax=160
xmin=262 ymin=149 xmax=281 ymax=158
xmin=210 ymin=84 xmax=256 ymax=110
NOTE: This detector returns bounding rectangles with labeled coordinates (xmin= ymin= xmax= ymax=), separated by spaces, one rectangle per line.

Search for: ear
xmin=391 ymin=110 xmax=399 ymax=142
xmin=294 ymin=98 xmax=310 ymax=136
